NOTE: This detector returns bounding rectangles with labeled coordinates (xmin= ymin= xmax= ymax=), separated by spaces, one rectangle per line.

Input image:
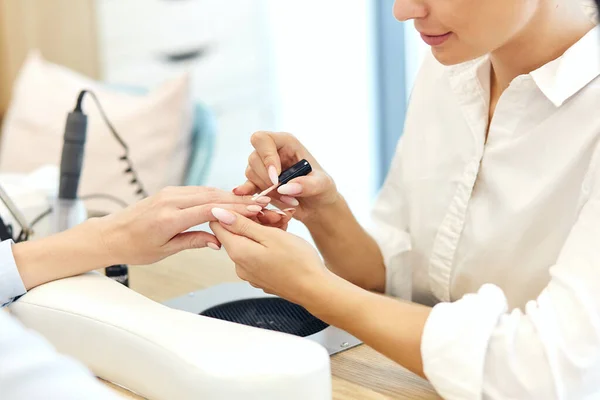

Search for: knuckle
xmin=280 ymin=131 xmax=297 ymax=142
xmin=158 ymin=209 xmax=175 ymax=226
xmin=250 ymin=131 xmax=269 ymax=147
xmin=202 ymin=187 xmax=222 ymax=204
xmin=263 ymin=154 xmax=278 ymax=166
xmin=236 ymin=222 xmax=250 ymax=237
xmin=245 ymin=166 xmax=253 ymax=179
xmin=188 ymin=235 xmax=202 ymax=249
xmin=248 ymin=152 xmax=260 ymax=165
xmin=153 ymin=191 xmax=170 ymax=206
xmin=235 ymin=265 xmax=248 ymax=280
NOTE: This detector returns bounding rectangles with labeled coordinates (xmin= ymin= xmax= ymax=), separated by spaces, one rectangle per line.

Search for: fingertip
xmin=257 ymin=210 xmax=282 ymax=225
xmin=277 ymin=183 xmax=303 ymax=196
xmin=207 ymin=242 xmax=221 ymax=251
xmin=268 ymin=165 xmax=279 ymax=186
xmin=280 ymin=195 xmax=299 ymax=206
xmin=235 ymin=181 xmax=258 ymax=196
xmin=212 ymin=207 xmax=237 ymax=225
xmin=247 ymin=205 xmax=264 ymax=213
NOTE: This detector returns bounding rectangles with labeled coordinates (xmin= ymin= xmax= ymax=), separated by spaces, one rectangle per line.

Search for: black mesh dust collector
xmin=164 ymin=282 xmax=362 ymax=355
xmin=200 ymin=297 xmax=329 ymax=337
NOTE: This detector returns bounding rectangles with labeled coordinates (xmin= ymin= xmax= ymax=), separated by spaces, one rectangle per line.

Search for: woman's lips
xmin=420 ymin=32 xmax=452 ymax=46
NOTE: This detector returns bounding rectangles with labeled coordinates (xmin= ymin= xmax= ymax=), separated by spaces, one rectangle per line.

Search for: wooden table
xmin=103 ymin=249 xmax=440 ymax=400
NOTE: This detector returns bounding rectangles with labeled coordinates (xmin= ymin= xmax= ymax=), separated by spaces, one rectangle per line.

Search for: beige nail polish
xmin=280 ymin=196 xmax=300 ymax=206
xmin=268 ymin=165 xmax=279 ymax=186
xmin=255 ymin=196 xmax=272 ymax=204
xmin=207 ymin=242 xmax=220 ymax=251
xmin=277 ymin=183 xmax=303 ymax=196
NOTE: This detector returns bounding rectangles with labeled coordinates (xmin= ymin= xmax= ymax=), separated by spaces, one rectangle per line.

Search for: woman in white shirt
xmin=0 ymin=187 xmax=269 ymax=398
xmin=211 ymin=0 xmax=600 ymax=398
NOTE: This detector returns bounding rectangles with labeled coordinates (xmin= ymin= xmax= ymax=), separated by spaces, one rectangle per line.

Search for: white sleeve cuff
xmin=368 ymin=223 xmax=412 ymax=299
xmin=421 ymin=284 xmax=507 ymax=400
xmin=0 ymin=240 xmax=27 ymax=307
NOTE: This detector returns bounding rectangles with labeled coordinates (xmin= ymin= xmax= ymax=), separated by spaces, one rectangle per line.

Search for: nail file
xmin=252 ymin=159 xmax=313 ymax=200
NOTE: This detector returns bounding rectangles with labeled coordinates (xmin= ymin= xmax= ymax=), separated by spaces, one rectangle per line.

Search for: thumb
xmin=278 ymin=171 xmax=333 ymax=198
xmin=166 ymin=231 xmax=220 ymax=254
xmin=211 ymin=208 xmax=269 ymax=244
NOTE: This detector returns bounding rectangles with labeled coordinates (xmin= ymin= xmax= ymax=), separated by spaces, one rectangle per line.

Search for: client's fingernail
xmin=247 ymin=205 xmax=263 ymax=212
xmin=255 ymin=196 xmax=271 ymax=204
xmin=280 ymin=196 xmax=299 ymax=206
xmin=268 ymin=165 xmax=279 ymax=185
xmin=207 ymin=242 xmax=221 ymax=251
xmin=283 ymin=208 xmax=296 ymax=214
xmin=274 ymin=209 xmax=287 ymax=216
xmin=258 ymin=210 xmax=265 ymax=216
xmin=211 ymin=208 xmax=236 ymax=225
xmin=278 ymin=183 xmax=302 ymax=196
xmin=232 ymin=186 xmax=240 ymax=194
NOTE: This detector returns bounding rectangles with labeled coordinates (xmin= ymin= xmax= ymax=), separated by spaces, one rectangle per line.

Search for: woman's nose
xmin=393 ymin=0 xmax=428 ymax=22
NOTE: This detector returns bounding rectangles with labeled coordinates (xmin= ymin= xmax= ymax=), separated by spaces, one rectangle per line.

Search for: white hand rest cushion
xmin=9 ymin=273 xmax=331 ymax=400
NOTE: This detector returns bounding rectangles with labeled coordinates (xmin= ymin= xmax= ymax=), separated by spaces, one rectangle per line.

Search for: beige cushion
xmin=0 ymin=51 xmax=192 ymax=212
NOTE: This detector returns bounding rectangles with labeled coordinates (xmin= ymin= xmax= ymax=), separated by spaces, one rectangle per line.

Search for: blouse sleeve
xmin=0 ymin=240 xmax=26 ymax=308
xmin=421 ymin=151 xmax=600 ymax=399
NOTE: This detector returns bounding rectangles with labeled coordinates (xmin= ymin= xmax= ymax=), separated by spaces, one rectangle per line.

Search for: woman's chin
xmin=431 ymin=47 xmax=480 ymax=66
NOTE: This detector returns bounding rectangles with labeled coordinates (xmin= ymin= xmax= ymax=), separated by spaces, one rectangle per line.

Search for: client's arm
xmin=0 ymin=309 xmax=120 ymax=399
xmin=3 ymin=186 xmax=264 ymax=300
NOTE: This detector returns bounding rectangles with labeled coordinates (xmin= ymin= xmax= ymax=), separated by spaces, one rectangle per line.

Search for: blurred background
xmin=0 ymin=0 xmax=428 ymax=238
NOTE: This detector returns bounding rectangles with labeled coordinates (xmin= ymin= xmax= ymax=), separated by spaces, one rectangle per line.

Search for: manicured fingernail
xmin=232 ymin=186 xmax=241 ymax=194
xmin=255 ymin=196 xmax=271 ymax=204
xmin=283 ymin=208 xmax=296 ymax=214
xmin=274 ymin=209 xmax=287 ymax=216
xmin=211 ymin=208 xmax=236 ymax=225
xmin=268 ymin=165 xmax=279 ymax=186
xmin=258 ymin=210 xmax=265 ymax=216
xmin=280 ymin=195 xmax=299 ymax=206
xmin=247 ymin=205 xmax=263 ymax=212
xmin=278 ymin=183 xmax=302 ymax=196
xmin=207 ymin=242 xmax=220 ymax=250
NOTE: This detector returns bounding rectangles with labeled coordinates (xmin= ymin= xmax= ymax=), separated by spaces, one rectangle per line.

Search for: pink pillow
xmin=0 ymin=51 xmax=193 ymax=213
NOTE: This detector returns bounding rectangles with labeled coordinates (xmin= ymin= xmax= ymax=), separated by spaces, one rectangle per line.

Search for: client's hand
xmin=210 ymin=209 xmax=330 ymax=306
xmin=97 ymin=186 xmax=265 ymax=266
xmin=253 ymin=208 xmax=295 ymax=231
xmin=14 ymin=186 xmax=267 ymax=290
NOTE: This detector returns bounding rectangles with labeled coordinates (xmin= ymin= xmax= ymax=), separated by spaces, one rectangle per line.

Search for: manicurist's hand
xmin=234 ymin=131 xmax=340 ymax=222
xmin=235 ymin=131 xmax=387 ymax=293
xmin=210 ymin=208 xmax=430 ymax=380
xmin=209 ymin=208 xmax=331 ymax=305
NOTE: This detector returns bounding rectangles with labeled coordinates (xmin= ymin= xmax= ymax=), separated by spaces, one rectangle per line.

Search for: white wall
xmin=403 ymin=20 xmax=429 ymax=100
xmin=265 ymin=0 xmax=378 ymax=235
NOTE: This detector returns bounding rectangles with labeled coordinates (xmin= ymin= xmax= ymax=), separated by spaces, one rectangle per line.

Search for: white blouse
xmin=371 ymin=26 xmax=600 ymax=399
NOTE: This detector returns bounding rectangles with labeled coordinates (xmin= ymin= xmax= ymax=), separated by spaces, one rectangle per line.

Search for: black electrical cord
xmin=29 ymin=207 xmax=53 ymax=230
xmin=29 ymin=193 xmax=128 ymax=231
xmin=75 ymin=90 xmax=148 ymax=199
